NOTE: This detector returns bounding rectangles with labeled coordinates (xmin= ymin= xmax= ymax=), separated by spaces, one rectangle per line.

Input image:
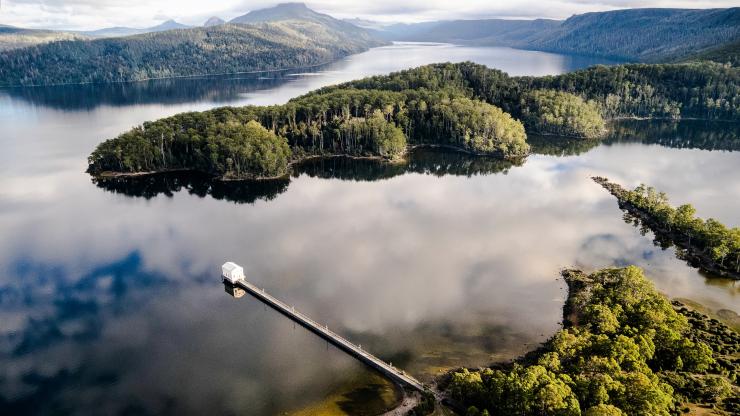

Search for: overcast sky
xmin=1 ymin=0 xmax=737 ymax=30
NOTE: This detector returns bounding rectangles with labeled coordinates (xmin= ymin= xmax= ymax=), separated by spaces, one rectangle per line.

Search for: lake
xmin=0 ymin=43 xmax=737 ymax=415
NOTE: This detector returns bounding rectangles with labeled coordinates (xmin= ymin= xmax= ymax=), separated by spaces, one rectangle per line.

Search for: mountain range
xmin=0 ymin=3 xmax=737 ymax=86
xmin=367 ymin=7 xmax=740 ymax=62
xmin=0 ymin=3 xmax=386 ymax=87
xmin=80 ymin=19 xmax=192 ymax=38
xmin=203 ymin=17 xmax=226 ymax=27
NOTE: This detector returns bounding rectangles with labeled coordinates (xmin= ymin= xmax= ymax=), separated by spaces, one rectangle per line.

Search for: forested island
xmin=593 ymin=177 xmax=740 ymax=280
xmin=445 ymin=266 xmax=739 ymax=415
xmin=88 ymin=61 xmax=738 ymax=180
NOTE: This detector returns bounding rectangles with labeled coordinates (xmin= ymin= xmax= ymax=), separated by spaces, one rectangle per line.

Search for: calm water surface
xmin=0 ymin=43 xmax=737 ymax=415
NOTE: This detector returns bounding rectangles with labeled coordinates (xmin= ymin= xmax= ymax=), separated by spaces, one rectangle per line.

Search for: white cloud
xmin=0 ymin=0 xmax=737 ymax=30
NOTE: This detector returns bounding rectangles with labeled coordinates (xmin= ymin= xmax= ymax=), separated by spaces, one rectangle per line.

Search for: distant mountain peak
xmin=204 ymin=16 xmax=225 ymax=27
xmin=274 ymin=2 xmax=309 ymax=9
xmin=149 ymin=19 xmax=189 ymax=31
xmin=230 ymin=2 xmax=328 ymax=25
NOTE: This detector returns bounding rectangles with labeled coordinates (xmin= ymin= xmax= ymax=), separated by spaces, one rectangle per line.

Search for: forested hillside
xmin=229 ymin=2 xmax=379 ymax=48
xmin=337 ymin=61 xmax=739 ymax=121
xmin=0 ymin=5 xmax=384 ymax=87
xmin=529 ymin=8 xmax=740 ymax=62
xmin=373 ymin=8 xmax=740 ymax=63
xmin=682 ymin=40 xmax=740 ymax=67
xmin=0 ymin=25 xmax=89 ymax=51
xmin=374 ymin=19 xmax=559 ymax=46
xmin=80 ymin=19 xmax=192 ymax=38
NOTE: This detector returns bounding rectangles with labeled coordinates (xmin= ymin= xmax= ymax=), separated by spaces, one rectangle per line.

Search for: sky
xmin=0 ymin=0 xmax=737 ymax=30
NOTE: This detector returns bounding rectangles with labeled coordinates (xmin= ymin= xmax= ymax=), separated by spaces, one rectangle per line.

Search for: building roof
xmin=222 ymin=262 xmax=242 ymax=272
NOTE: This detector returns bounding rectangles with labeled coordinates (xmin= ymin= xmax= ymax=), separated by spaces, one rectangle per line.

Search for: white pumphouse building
xmin=221 ymin=262 xmax=245 ymax=284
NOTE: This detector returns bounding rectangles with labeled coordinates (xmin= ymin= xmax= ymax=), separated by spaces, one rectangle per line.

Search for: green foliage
xmin=450 ymin=366 xmax=580 ymax=416
xmin=88 ymin=118 xmax=291 ymax=179
xmin=447 ymin=267 xmax=729 ymax=415
xmin=583 ymin=404 xmax=624 ymax=416
xmin=407 ymin=391 xmax=435 ymax=415
xmin=340 ymin=61 xmax=739 ymax=122
xmin=681 ymin=40 xmax=740 ymax=67
xmin=338 ymin=111 xmax=406 ymax=158
xmin=520 ymin=62 xmax=739 ymax=120
xmin=377 ymin=8 xmax=740 ymax=64
xmin=89 ymin=61 xmax=739 ymax=179
xmin=0 ymin=21 xmax=383 ymax=87
xmin=521 ymin=90 xmax=606 ymax=138
xmin=418 ymin=97 xmax=529 ymax=155
xmin=0 ymin=25 xmax=90 ymax=51
xmin=88 ymin=72 xmax=534 ymax=178
xmin=526 ymin=8 xmax=740 ymax=62
xmin=593 ymin=177 xmax=740 ymax=277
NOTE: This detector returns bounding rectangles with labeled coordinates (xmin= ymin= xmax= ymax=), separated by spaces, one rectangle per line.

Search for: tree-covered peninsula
xmin=88 ymin=61 xmax=738 ymax=180
xmin=0 ymin=20 xmax=383 ymax=87
xmin=88 ymin=88 xmax=529 ymax=179
xmin=446 ymin=267 xmax=739 ymax=416
xmin=593 ymin=177 xmax=740 ymax=280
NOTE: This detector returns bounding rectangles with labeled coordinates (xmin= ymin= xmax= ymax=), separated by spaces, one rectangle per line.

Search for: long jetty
xmin=232 ymin=278 xmax=427 ymax=393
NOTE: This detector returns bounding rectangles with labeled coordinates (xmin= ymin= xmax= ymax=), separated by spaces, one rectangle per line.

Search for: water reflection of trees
xmin=92 ymin=172 xmax=290 ymax=204
xmin=621 ymin=209 xmax=739 ymax=282
xmin=92 ymin=148 xmax=522 ymax=202
xmin=1 ymin=72 xmax=296 ymax=111
xmin=604 ymin=120 xmax=740 ymax=152
xmin=528 ymin=135 xmax=601 ymax=156
xmin=530 ymin=120 xmax=740 ymax=157
xmin=296 ymin=148 xmax=521 ymax=181
xmin=92 ymin=119 xmax=739 ymax=202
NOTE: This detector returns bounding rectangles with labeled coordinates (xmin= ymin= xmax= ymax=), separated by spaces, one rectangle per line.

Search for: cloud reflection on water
xmin=0 ymin=42 xmax=737 ymax=414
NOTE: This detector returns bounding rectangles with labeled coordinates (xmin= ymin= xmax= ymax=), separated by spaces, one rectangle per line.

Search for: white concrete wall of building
xmin=222 ymin=262 xmax=245 ymax=283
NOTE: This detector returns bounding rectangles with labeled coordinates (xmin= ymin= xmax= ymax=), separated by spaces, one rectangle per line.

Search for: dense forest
xmin=337 ymin=61 xmax=739 ymax=121
xmin=87 ymin=83 xmax=532 ymax=178
xmin=520 ymin=90 xmax=605 ymax=138
xmin=0 ymin=20 xmax=383 ymax=87
xmin=374 ymin=8 xmax=740 ymax=63
xmin=594 ymin=177 xmax=740 ymax=280
xmin=528 ymin=8 xmax=740 ymax=63
xmin=447 ymin=267 xmax=739 ymax=415
xmin=683 ymin=40 xmax=740 ymax=67
xmin=0 ymin=25 xmax=89 ymax=52
xmin=88 ymin=61 xmax=738 ymax=179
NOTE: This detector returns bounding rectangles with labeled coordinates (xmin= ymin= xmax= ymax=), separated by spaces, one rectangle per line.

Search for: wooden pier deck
xmin=231 ymin=278 xmax=426 ymax=393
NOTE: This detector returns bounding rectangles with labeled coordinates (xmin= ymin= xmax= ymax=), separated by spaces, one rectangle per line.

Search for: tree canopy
xmin=521 ymin=90 xmax=606 ymax=138
xmin=594 ymin=177 xmax=740 ymax=279
xmin=0 ymin=21 xmax=384 ymax=87
xmin=449 ymin=267 xmax=738 ymax=415
xmin=88 ymin=61 xmax=739 ymax=179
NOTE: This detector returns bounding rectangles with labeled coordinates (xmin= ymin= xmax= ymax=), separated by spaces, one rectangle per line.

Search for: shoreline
xmin=593 ymin=176 xmax=740 ymax=280
xmin=0 ymin=54 xmax=366 ymax=89
xmin=428 ymin=268 xmax=739 ymax=415
xmin=90 ymin=144 xmax=524 ymax=182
